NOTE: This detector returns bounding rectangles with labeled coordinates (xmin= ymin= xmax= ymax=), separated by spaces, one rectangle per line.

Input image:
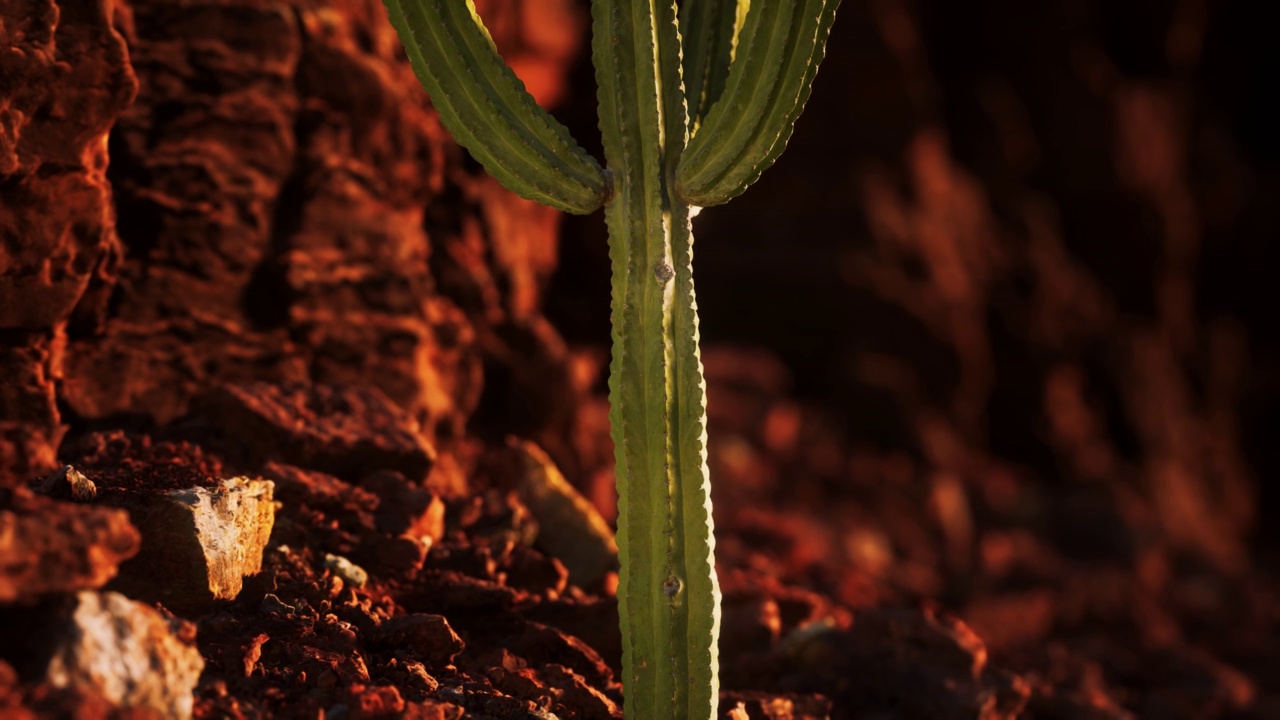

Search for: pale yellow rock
xmin=169 ymin=477 xmax=276 ymax=600
xmin=511 ymin=440 xmax=617 ymax=587
xmin=114 ymin=476 xmax=275 ymax=611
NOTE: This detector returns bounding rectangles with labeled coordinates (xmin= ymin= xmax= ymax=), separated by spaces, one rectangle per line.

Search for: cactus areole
xmin=382 ymin=1 xmax=840 ymax=717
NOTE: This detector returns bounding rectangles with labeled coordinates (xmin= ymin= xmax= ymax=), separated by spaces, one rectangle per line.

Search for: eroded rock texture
xmin=1 ymin=0 xmax=579 ymax=481
xmin=1 ymin=0 xmax=599 ymax=716
xmin=0 ymin=0 xmax=136 ymax=480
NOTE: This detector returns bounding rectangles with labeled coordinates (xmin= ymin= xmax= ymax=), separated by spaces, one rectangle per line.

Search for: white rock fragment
xmin=324 ymin=553 xmax=369 ymax=588
xmin=45 ymin=591 xmax=205 ymax=719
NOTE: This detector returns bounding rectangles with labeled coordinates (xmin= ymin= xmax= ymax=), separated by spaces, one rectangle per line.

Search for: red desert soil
xmin=2 ymin=0 xmax=1278 ymax=719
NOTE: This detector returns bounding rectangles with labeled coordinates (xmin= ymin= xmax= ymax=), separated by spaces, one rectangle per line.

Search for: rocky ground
xmin=3 ymin=0 xmax=1278 ymax=718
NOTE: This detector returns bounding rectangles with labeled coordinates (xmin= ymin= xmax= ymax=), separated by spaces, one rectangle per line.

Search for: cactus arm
xmin=679 ymin=0 xmax=746 ymax=131
xmin=675 ymin=0 xmax=840 ymax=207
xmin=592 ymin=0 xmax=720 ymax=718
xmin=384 ymin=0 xmax=610 ymax=214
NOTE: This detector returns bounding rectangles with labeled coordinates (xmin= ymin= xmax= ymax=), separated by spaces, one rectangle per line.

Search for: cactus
xmin=383 ymin=1 xmax=840 ymax=718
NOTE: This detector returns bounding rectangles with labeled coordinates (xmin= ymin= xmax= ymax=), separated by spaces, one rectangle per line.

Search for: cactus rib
xmin=675 ymin=0 xmax=840 ymax=207
xmin=384 ymin=0 xmax=610 ymax=214
xmin=679 ymin=0 xmax=746 ymax=131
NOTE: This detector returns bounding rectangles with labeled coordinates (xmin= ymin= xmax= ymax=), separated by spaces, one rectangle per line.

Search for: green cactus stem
xmin=384 ymin=1 xmax=839 ymax=717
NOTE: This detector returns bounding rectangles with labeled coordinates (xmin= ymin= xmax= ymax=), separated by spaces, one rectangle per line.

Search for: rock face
xmin=0 ymin=0 xmax=136 ymax=482
xmin=111 ymin=477 xmax=275 ymax=612
xmin=0 ymin=0 xmax=578 ymax=486
xmin=32 ymin=591 xmax=203 ymax=719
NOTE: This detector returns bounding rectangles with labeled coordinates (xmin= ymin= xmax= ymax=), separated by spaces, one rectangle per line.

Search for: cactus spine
xmin=384 ymin=1 xmax=839 ymax=717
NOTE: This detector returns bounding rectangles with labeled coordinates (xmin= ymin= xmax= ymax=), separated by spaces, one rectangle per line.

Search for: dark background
xmin=549 ymin=0 xmax=1280 ymax=560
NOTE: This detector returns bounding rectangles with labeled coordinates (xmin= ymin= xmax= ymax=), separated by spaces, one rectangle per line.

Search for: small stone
xmin=28 ymin=591 xmax=203 ymax=719
xmin=325 ymin=553 xmax=369 ymax=588
xmin=38 ymin=465 xmax=97 ymax=501
xmin=356 ymin=533 xmax=429 ymax=578
xmin=401 ymin=660 xmax=440 ymax=695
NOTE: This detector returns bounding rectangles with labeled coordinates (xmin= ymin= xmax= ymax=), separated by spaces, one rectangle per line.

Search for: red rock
xmin=0 ymin=488 xmax=139 ymax=604
xmin=511 ymin=622 xmax=616 ymax=692
xmin=520 ymin=598 xmax=622 ymax=674
xmin=721 ymin=595 xmax=783 ymax=659
xmin=406 ymin=569 xmax=523 ymax=611
xmin=401 ymin=699 xmax=464 ymax=720
xmin=355 ymin=534 xmax=429 ymax=578
xmin=264 ymin=461 xmax=377 ymax=530
xmin=199 ymin=383 xmax=436 ymax=482
xmin=361 ymin=470 xmax=445 ymax=542
xmin=241 ymin=633 xmax=270 ymax=678
xmin=60 ymin=431 xmax=226 ymax=493
xmin=503 ymin=544 xmax=569 ymax=598
xmin=294 ymin=645 xmax=370 ymax=687
xmin=382 ymin=659 xmax=441 ymax=700
xmin=781 ymin=607 xmax=1029 ymax=720
xmin=0 ymin=333 xmax=65 ymax=484
xmin=0 ymin=659 xmax=28 ymax=717
xmin=542 ymin=664 xmax=619 ymax=720
xmin=0 ymin=0 xmax=135 ymax=480
xmin=369 ymin=614 xmax=464 ymax=667
xmin=0 ymin=0 xmax=134 ymax=325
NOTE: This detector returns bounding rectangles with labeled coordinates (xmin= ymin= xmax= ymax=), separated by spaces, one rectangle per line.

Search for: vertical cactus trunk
xmin=382 ymin=1 xmax=840 ymax=717
xmin=592 ymin=3 xmax=720 ymax=718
